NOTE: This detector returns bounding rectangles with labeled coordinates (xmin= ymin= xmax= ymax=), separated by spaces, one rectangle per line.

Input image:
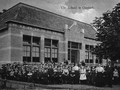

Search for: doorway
xmin=71 ymin=50 xmax=80 ymax=63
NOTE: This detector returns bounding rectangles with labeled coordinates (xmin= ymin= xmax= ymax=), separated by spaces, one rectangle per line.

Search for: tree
xmin=92 ymin=3 xmax=120 ymax=61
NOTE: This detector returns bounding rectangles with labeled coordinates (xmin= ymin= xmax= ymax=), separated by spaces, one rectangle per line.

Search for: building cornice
xmin=6 ymin=20 xmax=64 ymax=34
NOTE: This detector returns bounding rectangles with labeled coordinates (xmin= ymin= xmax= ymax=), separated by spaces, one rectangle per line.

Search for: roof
xmin=0 ymin=2 xmax=97 ymax=39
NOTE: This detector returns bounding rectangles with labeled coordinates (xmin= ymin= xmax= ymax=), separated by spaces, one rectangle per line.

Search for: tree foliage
xmin=92 ymin=3 xmax=120 ymax=61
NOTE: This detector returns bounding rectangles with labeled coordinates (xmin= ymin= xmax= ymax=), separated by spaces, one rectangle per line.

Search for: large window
xmin=23 ymin=35 xmax=40 ymax=62
xmin=85 ymin=45 xmax=94 ymax=63
xmin=44 ymin=39 xmax=58 ymax=63
xmin=23 ymin=45 xmax=31 ymax=62
xmin=68 ymin=41 xmax=82 ymax=63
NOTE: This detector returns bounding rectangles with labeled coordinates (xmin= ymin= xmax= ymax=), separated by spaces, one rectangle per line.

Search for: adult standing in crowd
xmin=47 ymin=64 xmax=54 ymax=84
xmin=72 ymin=63 xmax=79 ymax=84
xmin=105 ymin=61 xmax=113 ymax=87
xmin=90 ymin=66 xmax=96 ymax=85
xmin=95 ymin=64 xmax=105 ymax=87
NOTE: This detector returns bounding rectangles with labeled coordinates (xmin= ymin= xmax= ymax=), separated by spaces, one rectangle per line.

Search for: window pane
xmin=96 ymin=59 xmax=99 ymax=63
xmin=52 ymin=53 xmax=55 ymax=57
xmin=71 ymin=42 xmax=78 ymax=49
xmin=48 ymin=53 xmax=50 ymax=57
xmin=48 ymin=48 xmax=50 ymax=52
xmin=52 ymin=58 xmax=57 ymax=62
xmin=45 ymin=39 xmax=51 ymax=46
xmin=23 ymin=46 xmax=30 ymax=56
xmin=27 ymin=52 xmax=30 ymax=56
xmin=52 ymin=49 xmax=55 ymax=53
xmin=90 ymin=59 xmax=93 ymax=63
xmin=55 ymin=54 xmax=57 ymax=58
xmin=44 ymin=48 xmax=51 ymax=58
xmin=85 ymin=51 xmax=88 ymax=59
xmin=45 ymin=58 xmax=51 ymax=63
xmin=90 ymin=45 xmax=94 ymax=50
xmin=52 ymin=48 xmax=58 ymax=58
xmin=68 ymin=49 xmax=70 ymax=60
xmin=85 ymin=45 xmax=89 ymax=50
xmin=23 ymin=46 xmax=26 ymax=51
xmin=33 ymin=57 xmax=39 ymax=62
xmin=99 ymin=59 xmax=102 ymax=63
xmin=85 ymin=59 xmax=89 ymax=63
xmin=52 ymin=40 xmax=58 ymax=47
xmin=36 ymin=47 xmax=39 ymax=52
xmin=32 ymin=52 xmax=36 ymax=57
xmin=55 ymin=49 xmax=57 ymax=53
xmin=32 ymin=47 xmax=39 ymax=57
xmin=23 ymin=57 xmax=31 ymax=62
xmin=45 ymin=48 xmax=47 ymax=52
xmin=89 ymin=53 xmax=92 ymax=59
xmin=68 ymin=41 xmax=70 ymax=48
xmin=85 ymin=55 xmax=88 ymax=59
xmin=36 ymin=53 xmax=39 ymax=57
xmin=33 ymin=37 xmax=40 ymax=45
xmin=27 ymin=46 xmax=30 ymax=51
xmin=79 ymin=43 xmax=82 ymax=49
xmin=23 ymin=35 xmax=31 ymax=44
xmin=23 ymin=52 xmax=26 ymax=56
xmin=33 ymin=47 xmax=36 ymax=52
xmin=45 ymin=53 xmax=48 ymax=57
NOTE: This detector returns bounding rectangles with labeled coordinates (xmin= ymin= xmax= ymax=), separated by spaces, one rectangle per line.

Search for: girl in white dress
xmin=79 ymin=66 xmax=87 ymax=84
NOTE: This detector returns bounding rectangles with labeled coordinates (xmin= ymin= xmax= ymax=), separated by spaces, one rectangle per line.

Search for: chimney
xmin=81 ymin=29 xmax=85 ymax=34
xmin=65 ymin=24 xmax=68 ymax=30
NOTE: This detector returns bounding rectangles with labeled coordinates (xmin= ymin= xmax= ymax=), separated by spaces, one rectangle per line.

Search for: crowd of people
xmin=0 ymin=61 xmax=120 ymax=87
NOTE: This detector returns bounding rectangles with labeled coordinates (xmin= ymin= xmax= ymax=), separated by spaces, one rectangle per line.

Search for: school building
xmin=0 ymin=2 xmax=101 ymax=65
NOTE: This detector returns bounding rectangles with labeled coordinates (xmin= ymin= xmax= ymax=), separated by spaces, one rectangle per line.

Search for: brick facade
xmin=0 ymin=28 xmax=11 ymax=64
xmin=0 ymin=3 xmax=100 ymax=65
xmin=0 ymin=22 xmax=99 ymax=65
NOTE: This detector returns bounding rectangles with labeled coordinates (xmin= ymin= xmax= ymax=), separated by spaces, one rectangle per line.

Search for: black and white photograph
xmin=0 ymin=0 xmax=120 ymax=90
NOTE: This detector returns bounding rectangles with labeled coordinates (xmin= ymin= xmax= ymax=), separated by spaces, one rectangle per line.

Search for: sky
xmin=0 ymin=0 xmax=120 ymax=24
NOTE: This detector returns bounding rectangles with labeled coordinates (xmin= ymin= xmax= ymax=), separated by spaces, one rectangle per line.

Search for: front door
xmin=71 ymin=50 xmax=80 ymax=63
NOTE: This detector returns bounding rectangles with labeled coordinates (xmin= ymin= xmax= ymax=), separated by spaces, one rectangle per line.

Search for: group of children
xmin=0 ymin=61 xmax=119 ymax=87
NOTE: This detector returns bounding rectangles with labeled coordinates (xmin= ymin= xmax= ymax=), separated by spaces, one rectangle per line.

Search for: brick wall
xmin=8 ymin=22 xmax=65 ymax=63
xmin=0 ymin=22 xmax=99 ymax=64
xmin=0 ymin=28 xmax=11 ymax=65
xmin=9 ymin=23 xmax=23 ymax=63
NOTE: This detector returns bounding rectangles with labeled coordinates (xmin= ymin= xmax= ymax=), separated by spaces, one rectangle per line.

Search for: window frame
xmin=44 ymin=38 xmax=58 ymax=63
xmin=23 ymin=35 xmax=40 ymax=63
xmin=68 ymin=41 xmax=82 ymax=62
xmin=85 ymin=45 xmax=94 ymax=64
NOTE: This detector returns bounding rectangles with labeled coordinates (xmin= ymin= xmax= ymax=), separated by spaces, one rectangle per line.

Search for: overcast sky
xmin=0 ymin=0 xmax=120 ymax=24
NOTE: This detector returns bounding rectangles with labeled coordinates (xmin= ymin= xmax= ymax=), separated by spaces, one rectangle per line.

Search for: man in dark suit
xmin=105 ymin=61 xmax=113 ymax=87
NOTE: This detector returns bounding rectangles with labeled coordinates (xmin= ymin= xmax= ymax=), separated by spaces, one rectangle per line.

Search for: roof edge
xmin=6 ymin=20 xmax=64 ymax=33
xmin=0 ymin=2 xmax=22 ymax=18
xmin=84 ymin=36 xmax=97 ymax=41
xmin=0 ymin=26 xmax=8 ymax=31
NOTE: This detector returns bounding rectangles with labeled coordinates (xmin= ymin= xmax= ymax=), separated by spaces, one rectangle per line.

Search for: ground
xmin=1 ymin=84 xmax=120 ymax=90
xmin=41 ymin=84 xmax=120 ymax=90
xmin=0 ymin=82 xmax=120 ymax=90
